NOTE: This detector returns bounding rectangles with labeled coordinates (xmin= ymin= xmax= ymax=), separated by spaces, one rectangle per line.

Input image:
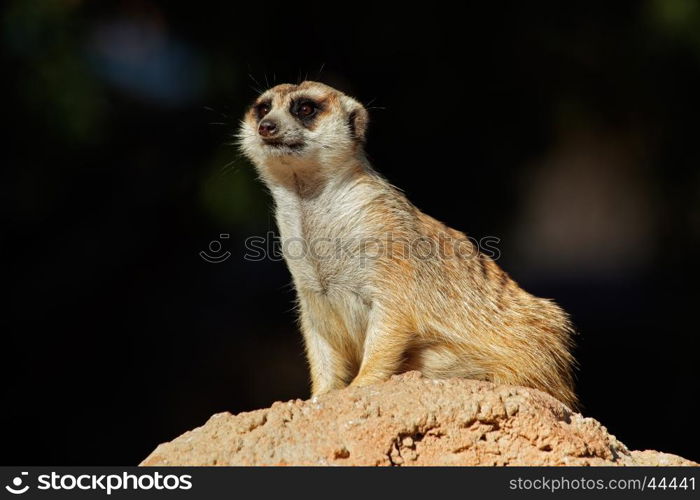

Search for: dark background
xmin=3 ymin=1 xmax=699 ymax=464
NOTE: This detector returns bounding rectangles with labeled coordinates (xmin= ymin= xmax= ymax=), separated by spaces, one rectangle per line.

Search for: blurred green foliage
xmin=199 ymin=154 xmax=269 ymax=227
xmin=4 ymin=0 xmax=106 ymax=144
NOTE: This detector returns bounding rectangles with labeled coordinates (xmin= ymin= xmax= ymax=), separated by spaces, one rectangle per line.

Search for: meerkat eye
xmin=296 ymin=101 xmax=317 ymax=118
xmin=255 ymin=102 xmax=271 ymax=118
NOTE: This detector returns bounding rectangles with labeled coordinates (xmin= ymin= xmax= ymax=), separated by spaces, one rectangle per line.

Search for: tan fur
xmin=238 ymin=81 xmax=578 ymax=407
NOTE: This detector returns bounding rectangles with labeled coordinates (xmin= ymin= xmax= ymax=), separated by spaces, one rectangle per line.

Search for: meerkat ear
xmin=343 ymin=97 xmax=369 ymax=143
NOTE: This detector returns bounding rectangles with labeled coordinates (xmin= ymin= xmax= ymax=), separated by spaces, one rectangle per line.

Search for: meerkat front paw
xmin=349 ymin=372 xmax=390 ymax=388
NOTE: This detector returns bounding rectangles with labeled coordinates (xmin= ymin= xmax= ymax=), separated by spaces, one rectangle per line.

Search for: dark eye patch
xmin=254 ymin=100 xmax=272 ymax=120
xmin=290 ymin=97 xmax=324 ymax=126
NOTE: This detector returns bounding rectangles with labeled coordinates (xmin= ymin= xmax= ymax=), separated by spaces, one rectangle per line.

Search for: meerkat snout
xmin=258 ymin=119 xmax=278 ymax=138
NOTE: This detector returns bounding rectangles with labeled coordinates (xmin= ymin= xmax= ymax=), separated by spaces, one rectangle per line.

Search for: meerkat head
xmin=238 ymin=81 xmax=369 ymax=182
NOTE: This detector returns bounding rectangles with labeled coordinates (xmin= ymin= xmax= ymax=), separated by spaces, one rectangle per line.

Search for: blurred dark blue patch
xmin=88 ymin=18 xmax=205 ymax=106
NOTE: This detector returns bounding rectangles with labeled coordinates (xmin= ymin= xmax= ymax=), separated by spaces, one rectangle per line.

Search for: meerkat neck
xmin=264 ymin=154 xmax=374 ymax=200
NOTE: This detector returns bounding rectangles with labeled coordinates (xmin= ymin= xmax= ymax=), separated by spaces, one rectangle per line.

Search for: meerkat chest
xmin=272 ymin=188 xmax=372 ymax=295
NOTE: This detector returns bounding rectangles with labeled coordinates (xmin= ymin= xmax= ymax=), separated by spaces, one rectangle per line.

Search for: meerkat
xmin=238 ymin=81 xmax=577 ymax=407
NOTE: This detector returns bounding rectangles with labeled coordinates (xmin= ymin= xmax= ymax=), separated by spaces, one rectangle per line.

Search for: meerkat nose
xmin=258 ymin=119 xmax=278 ymax=138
